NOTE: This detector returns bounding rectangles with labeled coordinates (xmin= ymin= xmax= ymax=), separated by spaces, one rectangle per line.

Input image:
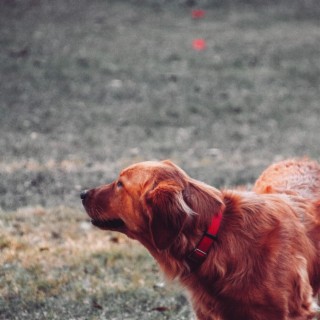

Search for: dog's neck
xmin=153 ymin=212 xmax=223 ymax=279
xmin=187 ymin=209 xmax=223 ymax=267
xmin=135 ymin=181 xmax=225 ymax=280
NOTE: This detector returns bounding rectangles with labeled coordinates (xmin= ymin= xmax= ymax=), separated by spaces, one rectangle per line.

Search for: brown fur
xmin=82 ymin=160 xmax=320 ymax=320
xmin=254 ymin=158 xmax=320 ymax=199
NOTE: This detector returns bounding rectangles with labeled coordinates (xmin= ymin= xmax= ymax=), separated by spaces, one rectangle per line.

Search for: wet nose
xmin=80 ymin=190 xmax=88 ymax=200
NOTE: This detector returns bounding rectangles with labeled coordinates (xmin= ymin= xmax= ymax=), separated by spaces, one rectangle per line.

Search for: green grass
xmin=1 ymin=0 xmax=320 ymax=318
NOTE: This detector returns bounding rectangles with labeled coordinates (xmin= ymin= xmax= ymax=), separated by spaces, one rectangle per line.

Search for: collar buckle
xmin=188 ymin=248 xmax=207 ymax=263
xmin=204 ymin=232 xmax=218 ymax=240
xmin=187 ymin=209 xmax=223 ymax=267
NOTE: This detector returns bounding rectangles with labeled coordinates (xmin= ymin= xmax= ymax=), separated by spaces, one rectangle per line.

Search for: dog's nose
xmin=80 ymin=190 xmax=88 ymax=200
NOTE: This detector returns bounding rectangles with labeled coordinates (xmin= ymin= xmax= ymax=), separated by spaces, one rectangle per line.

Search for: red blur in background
xmin=192 ymin=38 xmax=206 ymax=51
xmin=191 ymin=9 xmax=205 ymax=19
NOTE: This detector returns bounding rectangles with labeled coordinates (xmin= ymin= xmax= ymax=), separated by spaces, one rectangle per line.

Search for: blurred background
xmin=1 ymin=0 xmax=320 ymax=211
xmin=1 ymin=0 xmax=320 ymax=319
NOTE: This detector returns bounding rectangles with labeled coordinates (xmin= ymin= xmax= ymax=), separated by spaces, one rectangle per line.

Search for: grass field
xmin=0 ymin=207 xmax=190 ymax=319
xmin=1 ymin=0 xmax=320 ymax=319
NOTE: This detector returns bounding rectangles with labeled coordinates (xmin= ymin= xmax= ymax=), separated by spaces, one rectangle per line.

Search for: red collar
xmin=187 ymin=209 xmax=223 ymax=267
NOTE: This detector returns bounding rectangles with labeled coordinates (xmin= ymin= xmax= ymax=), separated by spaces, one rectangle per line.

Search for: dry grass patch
xmin=0 ymin=207 xmax=191 ymax=319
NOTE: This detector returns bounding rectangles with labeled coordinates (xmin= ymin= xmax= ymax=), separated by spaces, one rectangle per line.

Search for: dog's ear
xmin=146 ymin=180 xmax=193 ymax=250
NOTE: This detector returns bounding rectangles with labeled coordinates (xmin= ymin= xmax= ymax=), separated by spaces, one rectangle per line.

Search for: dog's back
xmin=254 ymin=159 xmax=320 ymax=200
xmin=254 ymin=158 xmax=320 ymax=297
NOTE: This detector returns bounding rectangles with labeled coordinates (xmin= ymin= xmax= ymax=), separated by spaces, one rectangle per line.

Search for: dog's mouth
xmin=91 ymin=218 xmax=125 ymax=230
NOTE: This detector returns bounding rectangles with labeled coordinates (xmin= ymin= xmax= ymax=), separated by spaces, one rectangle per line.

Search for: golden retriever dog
xmin=81 ymin=160 xmax=320 ymax=320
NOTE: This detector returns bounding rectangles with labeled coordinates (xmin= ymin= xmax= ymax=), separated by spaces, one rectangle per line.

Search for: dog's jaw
xmin=91 ymin=218 xmax=125 ymax=230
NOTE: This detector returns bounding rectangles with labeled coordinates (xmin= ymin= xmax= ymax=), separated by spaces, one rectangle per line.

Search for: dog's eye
xmin=116 ymin=181 xmax=123 ymax=188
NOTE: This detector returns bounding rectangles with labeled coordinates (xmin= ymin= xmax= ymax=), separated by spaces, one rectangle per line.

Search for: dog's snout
xmin=80 ymin=190 xmax=88 ymax=200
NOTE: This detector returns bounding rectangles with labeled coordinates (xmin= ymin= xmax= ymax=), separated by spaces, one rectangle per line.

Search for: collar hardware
xmin=187 ymin=210 xmax=223 ymax=267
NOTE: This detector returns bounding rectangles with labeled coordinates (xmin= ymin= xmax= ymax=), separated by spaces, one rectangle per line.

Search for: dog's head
xmin=81 ymin=160 xmax=223 ymax=251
